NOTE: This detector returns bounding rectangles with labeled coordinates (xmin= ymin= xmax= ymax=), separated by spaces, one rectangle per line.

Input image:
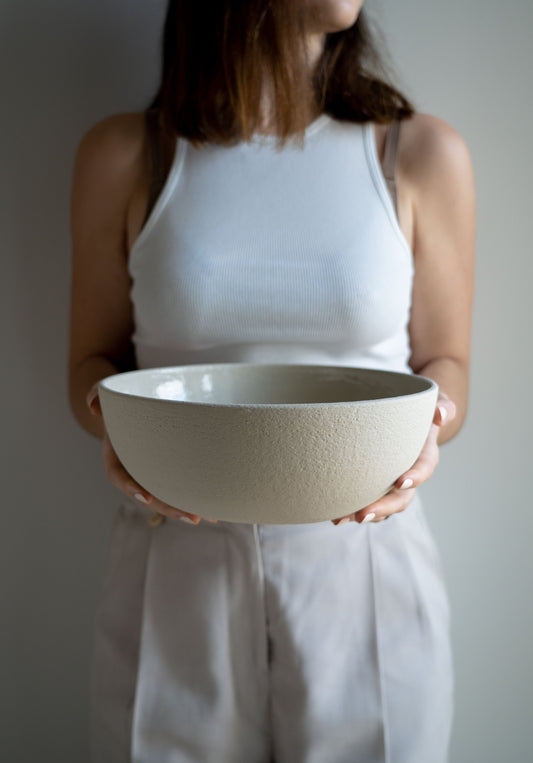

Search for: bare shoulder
xmin=72 ymin=112 xmax=147 ymax=202
xmin=399 ymin=112 xmax=474 ymax=199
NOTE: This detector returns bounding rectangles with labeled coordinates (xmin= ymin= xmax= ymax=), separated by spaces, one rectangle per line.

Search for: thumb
xmin=86 ymin=383 xmax=103 ymax=418
xmin=434 ymin=394 xmax=457 ymax=427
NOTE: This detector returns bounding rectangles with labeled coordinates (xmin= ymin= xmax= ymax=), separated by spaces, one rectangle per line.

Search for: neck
xmin=305 ymin=32 xmax=327 ymax=69
xmin=256 ymin=33 xmax=325 ymax=135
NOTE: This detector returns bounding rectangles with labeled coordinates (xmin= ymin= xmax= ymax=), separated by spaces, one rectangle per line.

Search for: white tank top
xmin=128 ymin=115 xmax=414 ymax=373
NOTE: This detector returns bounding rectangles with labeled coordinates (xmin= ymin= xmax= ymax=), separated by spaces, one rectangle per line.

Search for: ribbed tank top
xmin=128 ymin=115 xmax=414 ymax=373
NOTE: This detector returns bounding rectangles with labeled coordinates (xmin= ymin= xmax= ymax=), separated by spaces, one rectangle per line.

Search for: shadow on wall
xmin=1 ymin=0 xmax=166 ymax=413
xmin=0 ymin=1 xmax=166 ymax=761
xmin=1 ymin=0 xmax=166 ymax=283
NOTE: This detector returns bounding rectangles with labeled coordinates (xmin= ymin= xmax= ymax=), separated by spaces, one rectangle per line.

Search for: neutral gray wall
xmin=374 ymin=2 xmax=533 ymax=761
xmin=2 ymin=0 xmax=531 ymax=760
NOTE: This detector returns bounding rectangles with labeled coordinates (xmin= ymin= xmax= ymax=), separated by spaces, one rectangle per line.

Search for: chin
xmin=307 ymin=0 xmax=364 ymax=33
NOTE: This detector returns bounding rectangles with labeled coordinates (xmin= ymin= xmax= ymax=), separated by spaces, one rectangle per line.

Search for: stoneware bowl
xmin=98 ymin=363 xmax=438 ymax=524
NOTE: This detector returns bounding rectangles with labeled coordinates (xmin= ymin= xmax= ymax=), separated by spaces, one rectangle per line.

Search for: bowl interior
xmin=100 ymin=364 xmax=434 ymax=406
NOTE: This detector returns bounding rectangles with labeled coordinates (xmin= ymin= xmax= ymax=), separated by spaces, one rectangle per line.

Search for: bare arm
xmin=68 ymin=113 xmax=208 ymax=524
xmin=403 ymin=113 xmax=475 ymax=444
xmin=68 ymin=113 xmax=146 ymax=438
xmin=333 ymin=113 xmax=475 ymax=524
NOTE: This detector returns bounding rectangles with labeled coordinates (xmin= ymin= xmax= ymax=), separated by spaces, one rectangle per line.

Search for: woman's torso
xmin=125 ymin=114 xmax=416 ymax=373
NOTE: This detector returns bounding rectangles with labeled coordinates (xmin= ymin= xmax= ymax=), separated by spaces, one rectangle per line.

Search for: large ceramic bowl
xmin=98 ymin=363 xmax=438 ymax=524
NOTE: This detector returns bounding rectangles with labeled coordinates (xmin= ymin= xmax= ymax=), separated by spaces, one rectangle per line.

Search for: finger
xmin=102 ymin=435 xmax=216 ymax=525
xmin=394 ymin=424 xmax=440 ymax=489
xmin=86 ymin=383 xmax=102 ymax=418
xmin=354 ymin=486 xmax=416 ymax=523
xmin=433 ymin=396 xmax=457 ymax=427
xmin=333 ymin=484 xmax=416 ymax=525
xmin=102 ymin=434 xmax=153 ymax=505
xmin=149 ymin=495 xmax=216 ymax=525
xmin=331 ymin=514 xmax=356 ymax=526
xmin=339 ymin=396 xmax=454 ymax=526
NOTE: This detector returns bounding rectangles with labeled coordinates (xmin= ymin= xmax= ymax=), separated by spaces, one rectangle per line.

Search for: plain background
xmin=2 ymin=0 xmax=532 ymax=760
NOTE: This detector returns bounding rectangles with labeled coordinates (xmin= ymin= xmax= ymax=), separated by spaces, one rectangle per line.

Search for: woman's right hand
xmin=87 ymin=384 xmax=215 ymax=526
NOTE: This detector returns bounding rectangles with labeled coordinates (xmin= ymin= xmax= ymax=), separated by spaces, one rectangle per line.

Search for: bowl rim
xmin=98 ymin=363 xmax=438 ymax=409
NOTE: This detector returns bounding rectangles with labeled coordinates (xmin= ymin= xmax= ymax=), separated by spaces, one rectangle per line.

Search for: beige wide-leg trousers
xmin=90 ymin=493 xmax=452 ymax=763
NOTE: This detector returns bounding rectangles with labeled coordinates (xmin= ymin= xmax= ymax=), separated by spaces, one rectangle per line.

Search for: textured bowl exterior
xmin=99 ymin=365 xmax=438 ymax=524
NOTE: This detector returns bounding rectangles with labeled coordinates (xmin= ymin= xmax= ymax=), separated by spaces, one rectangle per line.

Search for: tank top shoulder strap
xmin=382 ymin=119 xmax=402 ymax=215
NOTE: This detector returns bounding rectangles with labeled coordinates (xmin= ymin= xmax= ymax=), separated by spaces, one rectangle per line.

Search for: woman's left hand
xmin=331 ymin=392 xmax=457 ymax=525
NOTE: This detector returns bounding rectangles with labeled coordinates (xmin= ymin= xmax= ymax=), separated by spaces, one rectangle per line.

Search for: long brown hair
xmin=149 ymin=1 xmax=414 ymax=148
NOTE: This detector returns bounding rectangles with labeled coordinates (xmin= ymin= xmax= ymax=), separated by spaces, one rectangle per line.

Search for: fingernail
xmin=134 ymin=492 xmax=149 ymax=505
xmin=179 ymin=516 xmax=197 ymax=525
xmin=399 ymin=478 xmax=414 ymax=490
xmin=361 ymin=512 xmax=376 ymax=523
xmin=438 ymin=405 xmax=448 ymax=424
xmin=337 ymin=517 xmax=351 ymax=525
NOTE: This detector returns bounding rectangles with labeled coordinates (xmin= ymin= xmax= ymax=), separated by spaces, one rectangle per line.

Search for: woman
xmin=69 ymin=1 xmax=475 ymax=761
